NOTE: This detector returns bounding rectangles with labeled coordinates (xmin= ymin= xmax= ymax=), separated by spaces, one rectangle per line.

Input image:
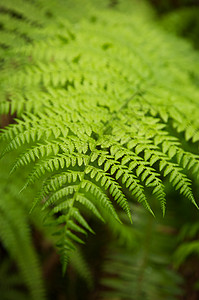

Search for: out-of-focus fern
xmin=0 ymin=152 xmax=46 ymax=300
xmin=161 ymin=7 xmax=199 ymax=50
xmin=70 ymin=246 xmax=94 ymax=289
xmin=1 ymin=0 xmax=199 ymax=271
xmin=173 ymin=221 xmax=199 ymax=268
xmin=148 ymin=0 xmax=198 ymax=14
xmin=101 ymin=205 xmax=183 ymax=300
xmin=0 ymin=258 xmax=30 ymax=300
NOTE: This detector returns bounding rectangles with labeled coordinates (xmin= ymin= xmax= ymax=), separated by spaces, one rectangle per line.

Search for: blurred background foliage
xmin=1 ymin=0 xmax=199 ymax=299
xmin=150 ymin=0 xmax=199 ymax=49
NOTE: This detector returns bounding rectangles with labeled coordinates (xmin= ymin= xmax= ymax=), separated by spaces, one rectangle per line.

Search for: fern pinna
xmin=1 ymin=0 xmax=199 ymax=271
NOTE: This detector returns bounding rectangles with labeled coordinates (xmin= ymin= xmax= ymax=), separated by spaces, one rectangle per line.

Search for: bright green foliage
xmin=1 ymin=0 xmax=199 ymax=272
xmin=0 ymin=149 xmax=94 ymax=299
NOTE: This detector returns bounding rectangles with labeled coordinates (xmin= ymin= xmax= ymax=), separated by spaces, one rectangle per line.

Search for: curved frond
xmin=1 ymin=0 xmax=199 ymax=270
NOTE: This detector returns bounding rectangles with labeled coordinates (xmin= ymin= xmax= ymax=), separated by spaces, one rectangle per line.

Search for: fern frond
xmin=1 ymin=0 xmax=199 ymax=270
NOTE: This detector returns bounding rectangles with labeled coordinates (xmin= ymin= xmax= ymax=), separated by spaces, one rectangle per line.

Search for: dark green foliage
xmin=101 ymin=206 xmax=182 ymax=300
xmin=0 ymin=152 xmax=46 ymax=300
xmin=0 ymin=258 xmax=29 ymax=300
xmin=161 ymin=7 xmax=199 ymax=49
xmin=149 ymin=0 xmax=199 ymax=14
